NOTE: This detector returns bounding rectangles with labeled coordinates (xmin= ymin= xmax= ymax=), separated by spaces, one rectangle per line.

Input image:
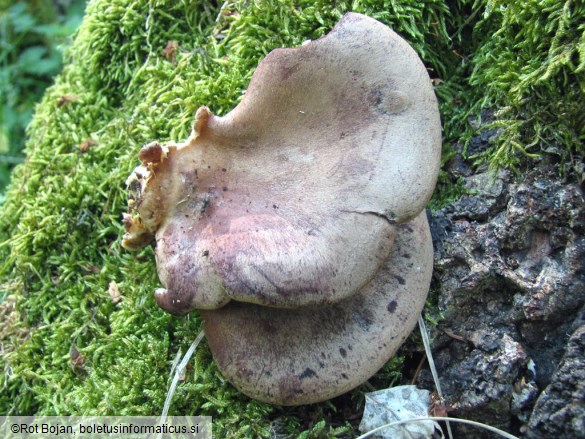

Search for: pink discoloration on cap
xmin=122 ymin=13 xmax=440 ymax=313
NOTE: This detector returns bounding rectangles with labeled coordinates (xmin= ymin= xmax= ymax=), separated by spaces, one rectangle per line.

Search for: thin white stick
xmin=356 ymin=416 xmax=520 ymax=439
xmin=419 ymin=315 xmax=453 ymax=439
xmin=216 ymin=1 xmax=228 ymax=23
xmin=169 ymin=349 xmax=182 ymax=379
xmin=157 ymin=330 xmax=205 ymax=439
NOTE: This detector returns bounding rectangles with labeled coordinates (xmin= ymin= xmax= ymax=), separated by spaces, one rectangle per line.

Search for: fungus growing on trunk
xmin=202 ymin=213 xmax=433 ymax=405
xmin=122 ymin=12 xmax=441 ymax=405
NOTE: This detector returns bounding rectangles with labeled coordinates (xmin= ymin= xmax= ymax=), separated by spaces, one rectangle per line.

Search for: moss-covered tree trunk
xmin=0 ymin=0 xmax=583 ymax=437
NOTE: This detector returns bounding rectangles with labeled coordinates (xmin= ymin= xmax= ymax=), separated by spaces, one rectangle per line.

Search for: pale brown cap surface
xmin=201 ymin=212 xmax=433 ymax=405
xmin=122 ymin=13 xmax=441 ymax=314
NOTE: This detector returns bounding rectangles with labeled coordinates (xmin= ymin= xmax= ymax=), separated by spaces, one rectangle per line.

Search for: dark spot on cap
xmin=368 ymin=89 xmax=383 ymax=107
xmin=221 ymin=168 xmax=227 ymax=172
xmin=339 ymin=348 xmax=347 ymax=358
xmin=128 ymin=179 xmax=142 ymax=194
xmin=202 ymin=250 xmax=209 ymax=257
xmin=387 ymin=300 xmax=397 ymax=313
xmin=394 ymin=275 xmax=405 ymax=285
xmin=299 ymin=368 xmax=317 ymax=379
xmin=280 ymin=62 xmax=301 ymax=80
xmin=352 ymin=311 xmax=373 ymax=330
xmin=341 ymin=373 xmax=348 ymax=379
xmin=223 ymin=186 xmax=228 ymax=191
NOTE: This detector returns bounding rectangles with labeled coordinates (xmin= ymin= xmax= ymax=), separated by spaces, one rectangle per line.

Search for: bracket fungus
xmin=122 ymin=13 xmax=441 ymax=405
xmin=202 ymin=213 xmax=433 ymax=405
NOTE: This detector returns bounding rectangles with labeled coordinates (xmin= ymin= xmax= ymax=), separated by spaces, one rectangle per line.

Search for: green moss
xmin=464 ymin=0 xmax=585 ymax=171
xmin=1 ymin=0 xmax=582 ymax=436
xmin=0 ymin=0 xmax=85 ymax=198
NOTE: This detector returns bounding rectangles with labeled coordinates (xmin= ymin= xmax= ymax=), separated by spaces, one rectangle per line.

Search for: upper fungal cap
xmin=122 ymin=12 xmax=441 ymax=313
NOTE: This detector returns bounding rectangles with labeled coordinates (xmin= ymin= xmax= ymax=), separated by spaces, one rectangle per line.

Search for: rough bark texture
xmin=424 ymin=137 xmax=585 ymax=438
xmin=526 ymin=324 xmax=585 ymax=438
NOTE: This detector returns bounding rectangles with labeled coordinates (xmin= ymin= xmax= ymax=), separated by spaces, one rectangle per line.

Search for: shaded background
xmin=0 ymin=0 xmax=86 ymax=203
